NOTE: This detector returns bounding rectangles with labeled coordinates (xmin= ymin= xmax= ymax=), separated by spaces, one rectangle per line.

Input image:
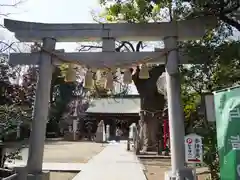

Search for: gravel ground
xmin=50 ymin=172 xmax=78 ymax=180
xmin=19 ymin=141 xmax=105 ymax=163
xmin=141 ymin=159 xmax=210 ymax=180
xmin=15 ymin=141 xmax=105 ymax=180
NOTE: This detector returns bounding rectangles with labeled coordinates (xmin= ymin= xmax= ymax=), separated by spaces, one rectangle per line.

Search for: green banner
xmin=214 ymin=86 xmax=240 ymax=180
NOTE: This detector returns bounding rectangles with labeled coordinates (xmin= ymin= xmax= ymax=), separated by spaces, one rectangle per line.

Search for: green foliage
xmin=47 ymin=65 xmax=76 ymax=133
xmin=99 ymin=0 xmax=165 ymax=22
xmin=181 ymin=26 xmax=240 ymax=93
xmin=99 ymin=0 xmax=240 ymax=179
xmin=100 ymin=0 xmax=240 ymax=30
xmin=0 ymin=105 xmax=30 ymax=141
xmin=21 ymin=67 xmax=38 ymax=108
xmin=48 ymin=82 xmax=76 ymax=123
xmin=180 ymin=26 xmax=239 ymax=180
xmin=181 ymin=0 xmax=240 ymax=31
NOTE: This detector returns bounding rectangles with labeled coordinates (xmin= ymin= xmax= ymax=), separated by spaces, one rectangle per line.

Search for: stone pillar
xmin=138 ymin=113 xmax=144 ymax=151
xmin=110 ymin=120 xmax=116 ymax=140
xmin=73 ymin=119 xmax=78 ymax=141
xmin=129 ymin=123 xmax=137 ymax=144
xmin=142 ymin=116 xmax=148 ymax=152
xmin=164 ymin=36 xmax=185 ymax=176
xmin=95 ymin=120 xmax=105 ymax=143
xmin=129 ymin=123 xmax=133 ymax=140
xmin=16 ymin=122 xmax=21 ymax=139
xmin=26 ymin=38 xmax=56 ymax=176
xmin=106 ymin=125 xmax=110 ymax=141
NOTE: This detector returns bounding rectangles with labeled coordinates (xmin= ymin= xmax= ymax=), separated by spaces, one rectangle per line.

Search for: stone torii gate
xmin=4 ymin=17 xmax=216 ymax=180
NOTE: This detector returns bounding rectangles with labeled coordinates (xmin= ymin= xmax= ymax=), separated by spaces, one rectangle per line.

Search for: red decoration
xmin=163 ymin=119 xmax=169 ymax=149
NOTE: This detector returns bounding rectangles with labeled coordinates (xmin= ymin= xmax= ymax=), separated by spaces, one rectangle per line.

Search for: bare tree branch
xmin=0 ymin=0 xmax=25 ymax=7
xmin=78 ymin=45 xmax=102 ymax=52
xmin=0 ymin=41 xmax=18 ymax=53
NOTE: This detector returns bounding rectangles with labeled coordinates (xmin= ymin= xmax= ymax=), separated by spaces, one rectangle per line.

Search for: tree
xmin=0 ymin=0 xmax=28 ymax=107
xmin=48 ymin=80 xmax=77 ymax=134
xmin=180 ymin=27 xmax=240 ymax=179
xmin=0 ymin=105 xmax=29 ymax=167
xmin=0 ymin=0 xmax=35 ymax=171
xmin=101 ymin=0 xmax=240 ymax=31
xmin=120 ymin=42 xmax=166 ymax=152
xmin=0 ymin=105 xmax=30 ymax=141
xmin=98 ymin=0 xmax=240 ymax=177
xmin=177 ymin=0 xmax=240 ymax=31
xmin=98 ymin=0 xmax=169 ymax=152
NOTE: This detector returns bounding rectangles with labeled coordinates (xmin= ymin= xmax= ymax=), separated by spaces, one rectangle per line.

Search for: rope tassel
xmin=95 ymin=70 xmax=102 ymax=81
xmin=139 ymin=64 xmax=150 ymax=79
xmin=84 ymin=69 xmax=93 ymax=89
xmin=65 ymin=64 xmax=76 ymax=82
xmin=105 ymin=71 xmax=114 ymax=90
xmin=123 ymin=69 xmax=132 ymax=84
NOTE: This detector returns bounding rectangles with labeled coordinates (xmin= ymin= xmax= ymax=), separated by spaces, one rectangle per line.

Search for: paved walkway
xmin=5 ymin=161 xmax=84 ymax=171
xmin=72 ymin=141 xmax=147 ymax=180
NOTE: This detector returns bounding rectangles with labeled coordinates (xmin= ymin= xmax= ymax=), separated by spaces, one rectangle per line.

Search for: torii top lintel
xmin=4 ymin=16 xmax=217 ymax=42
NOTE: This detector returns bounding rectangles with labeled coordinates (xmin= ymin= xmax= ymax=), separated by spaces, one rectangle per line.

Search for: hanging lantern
xmin=139 ymin=64 xmax=150 ymax=79
xmin=105 ymin=71 xmax=114 ymax=90
xmin=65 ymin=64 xmax=76 ymax=82
xmin=84 ymin=69 xmax=93 ymax=89
xmin=123 ymin=68 xmax=132 ymax=84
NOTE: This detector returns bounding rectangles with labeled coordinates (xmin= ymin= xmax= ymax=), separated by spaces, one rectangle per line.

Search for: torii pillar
xmin=164 ymin=36 xmax=185 ymax=175
xmin=28 ymin=38 xmax=56 ymax=178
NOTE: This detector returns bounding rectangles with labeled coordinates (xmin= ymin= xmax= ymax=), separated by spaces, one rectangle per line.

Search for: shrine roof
xmin=86 ymin=97 xmax=141 ymax=114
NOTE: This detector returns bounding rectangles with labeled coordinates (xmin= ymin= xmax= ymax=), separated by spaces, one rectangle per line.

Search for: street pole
xmin=164 ymin=36 xmax=185 ymax=177
xmin=27 ymin=38 xmax=56 ymax=175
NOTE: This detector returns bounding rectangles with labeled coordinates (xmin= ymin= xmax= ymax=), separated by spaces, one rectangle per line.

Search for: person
xmin=115 ymin=127 xmax=122 ymax=142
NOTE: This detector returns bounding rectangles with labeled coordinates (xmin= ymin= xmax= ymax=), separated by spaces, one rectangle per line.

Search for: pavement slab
xmin=72 ymin=141 xmax=147 ymax=180
xmin=5 ymin=161 xmax=85 ymax=171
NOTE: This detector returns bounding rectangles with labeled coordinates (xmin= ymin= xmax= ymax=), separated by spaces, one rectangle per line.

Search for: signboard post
xmin=185 ymin=133 xmax=203 ymax=180
xmin=185 ymin=133 xmax=203 ymax=163
xmin=214 ymin=86 xmax=240 ymax=180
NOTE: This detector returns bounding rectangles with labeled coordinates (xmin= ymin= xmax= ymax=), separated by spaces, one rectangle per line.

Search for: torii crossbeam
xmin=4 ymin=17 xmax=216 ymax=42
xmin=4 ymin=17 xmax=217 ymax=180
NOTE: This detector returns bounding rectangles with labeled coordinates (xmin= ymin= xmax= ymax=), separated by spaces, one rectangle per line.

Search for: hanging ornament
xmin=84 ymin=69 xmax=93 ymax=89
xmin=105 ymin=71 xmax=114 ymax=90
xmin=111 ymin=67 xmax=117 ymax=74
xmin=123 ymin=68 xmax=132 ymax=84
xmin=65 ymin=64 xmax=76 ymax=82
xmin=139 ymin=64 xmax=150 ymax=79
xmin=115 ymin=68 xmax=121 ymax=77
xmin=95 ymin=69 xmax=102 ymax=81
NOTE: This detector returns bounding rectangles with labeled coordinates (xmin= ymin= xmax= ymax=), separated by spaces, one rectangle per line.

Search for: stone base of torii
xmin=4 ymin=17 xmax=217 ymax=180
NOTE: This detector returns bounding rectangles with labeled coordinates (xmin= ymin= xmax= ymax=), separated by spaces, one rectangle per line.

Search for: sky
xmin=1 ymin=0 xmax=98 ymax=23
xmin=1 ymin=0 xmax=101 ymax=50
xmin=0 ymin=0 xmax=139 ymax=94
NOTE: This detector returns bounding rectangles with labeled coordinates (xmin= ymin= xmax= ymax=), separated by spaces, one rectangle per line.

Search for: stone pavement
xmin=72 ymin=141 xmax=147 ymax=180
